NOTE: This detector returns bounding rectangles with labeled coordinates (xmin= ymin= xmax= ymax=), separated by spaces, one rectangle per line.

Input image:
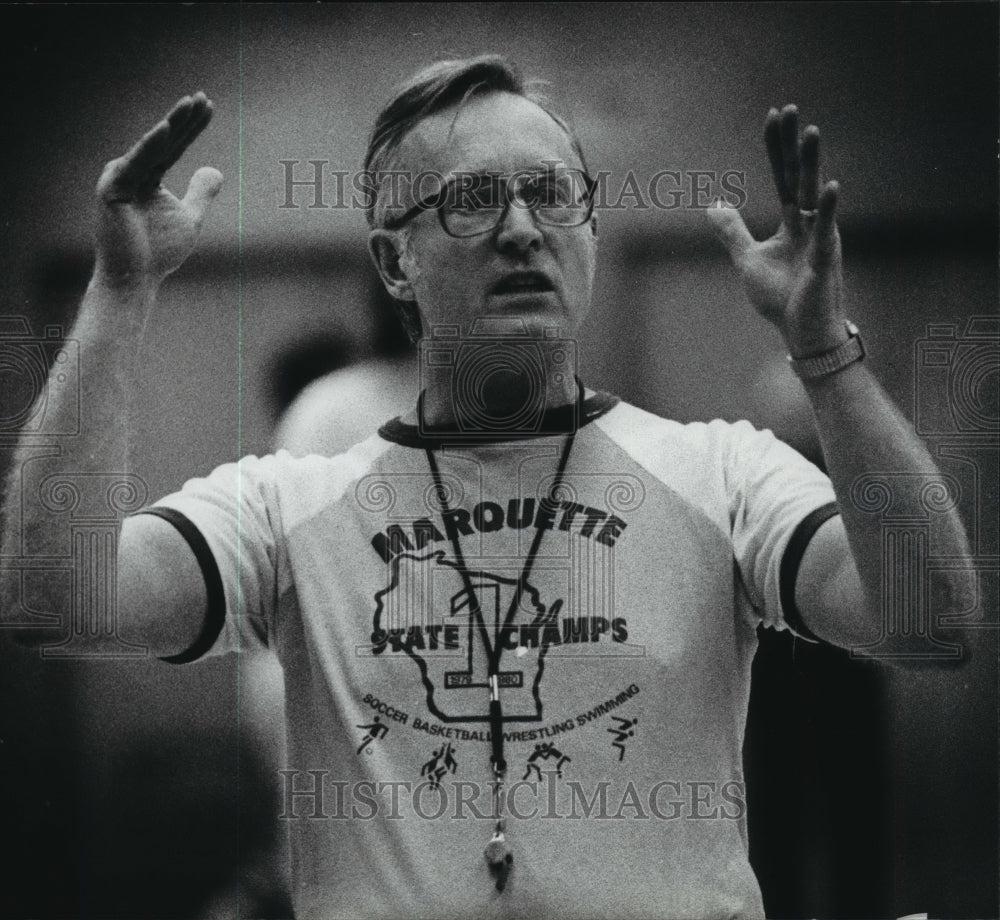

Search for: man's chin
xmin=476 ymin=302 xmax=567 ymax=338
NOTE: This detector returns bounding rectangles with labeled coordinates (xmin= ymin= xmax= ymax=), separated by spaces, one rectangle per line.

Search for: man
xmin=2 ymin=56 xmax=970 ymax=918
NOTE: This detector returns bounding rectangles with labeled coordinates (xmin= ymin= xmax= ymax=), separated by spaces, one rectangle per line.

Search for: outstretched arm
xmin=707 ymin=105 xmax=971 ymax=654
xmin=1 ymin=93 xmax=223 ymax=656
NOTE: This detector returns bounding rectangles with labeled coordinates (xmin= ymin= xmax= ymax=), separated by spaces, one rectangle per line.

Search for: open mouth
xmin=490 ymin=272 xmax=555 ymax=295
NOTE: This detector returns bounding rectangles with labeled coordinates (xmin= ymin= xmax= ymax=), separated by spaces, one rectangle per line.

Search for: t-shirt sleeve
xmin=724 ymin=420 xmax=839 ymax=636
xmin=135 ymin=454 xmax=285 ymax=662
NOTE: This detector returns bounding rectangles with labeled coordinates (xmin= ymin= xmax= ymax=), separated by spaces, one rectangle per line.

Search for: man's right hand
xmin=2 ymin=93 xmax=224 ymax=657
xmin=95 ymin=91 xmax=223 ymax=285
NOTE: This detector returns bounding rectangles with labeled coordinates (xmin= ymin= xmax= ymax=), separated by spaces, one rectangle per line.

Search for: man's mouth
xmin=490 ymin=272 xmax=555 ymax=296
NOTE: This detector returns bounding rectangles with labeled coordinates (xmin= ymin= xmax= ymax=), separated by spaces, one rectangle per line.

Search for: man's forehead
xmin=393 ymin=91 xmax=581 ymax=178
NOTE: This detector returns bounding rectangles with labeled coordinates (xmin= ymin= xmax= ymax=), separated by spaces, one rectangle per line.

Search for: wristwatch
xmin=787 ymin=321 xmax=865 ymax=380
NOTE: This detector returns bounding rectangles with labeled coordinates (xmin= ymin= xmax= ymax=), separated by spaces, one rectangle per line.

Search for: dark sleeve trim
xmin=779 ymin=502 xmax=841 ymax=643
xmin=132 ymin=506 xmax=227 ymax=664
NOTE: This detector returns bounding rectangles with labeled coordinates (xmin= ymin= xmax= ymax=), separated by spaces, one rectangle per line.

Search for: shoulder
xmin=596 ymin=400 xmax=769 ymax=460
xmin=172 ymin=437 xmax=396 ymax=519
xmin=269 ymin=436 xmax=396 ymax=493
xmin=592 ymin=401 xmax=813 ymax=501
xmin=272 ymin=357 xmax=416 ymax=457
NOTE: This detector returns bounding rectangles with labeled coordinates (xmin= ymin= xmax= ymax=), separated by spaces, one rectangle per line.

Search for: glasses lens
xmin=439 ymin=170 xmax=593 ymax=236
xmin=441 ymin=175 xmax=505 ymax=237
xmin=518 ymin=169 xmax=591 ymax=226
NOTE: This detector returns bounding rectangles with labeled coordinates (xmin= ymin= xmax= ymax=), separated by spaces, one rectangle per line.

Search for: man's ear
xmin=368 ymin=229 xmax=416 ymax=301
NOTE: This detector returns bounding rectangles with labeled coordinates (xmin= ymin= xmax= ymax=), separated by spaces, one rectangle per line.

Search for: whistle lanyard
xmin=423 ymin=425 xmax=576 ymax=892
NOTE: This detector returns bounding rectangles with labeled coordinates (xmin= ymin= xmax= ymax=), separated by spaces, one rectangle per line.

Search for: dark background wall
xmin=0 ymin=4 xmax=996 ymax=918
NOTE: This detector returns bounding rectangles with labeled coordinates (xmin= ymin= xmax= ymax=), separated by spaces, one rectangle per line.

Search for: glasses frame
xmin=381 ymin=168 xmax=596 ymax=238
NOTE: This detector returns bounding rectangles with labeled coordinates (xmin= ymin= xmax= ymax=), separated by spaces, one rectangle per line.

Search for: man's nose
xmin=495 ymin=201 xmax=543 ymax=254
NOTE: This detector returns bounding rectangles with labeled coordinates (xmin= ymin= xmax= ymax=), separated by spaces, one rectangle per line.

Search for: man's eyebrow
xmin=442 ymin=164 xmax=570 ymax=182
xmin=436 ymin=171 xmax=502 ymax=194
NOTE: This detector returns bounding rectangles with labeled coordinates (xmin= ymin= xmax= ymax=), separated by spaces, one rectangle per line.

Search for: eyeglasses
xmin=382 ymin=168 xmax=595 ymax=238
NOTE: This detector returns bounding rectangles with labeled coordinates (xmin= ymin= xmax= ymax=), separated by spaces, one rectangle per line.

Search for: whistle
xmin=484 ymin=830 xmax=508 ymax=865
xmin=484 ymin=829 xmax=513 ymax=891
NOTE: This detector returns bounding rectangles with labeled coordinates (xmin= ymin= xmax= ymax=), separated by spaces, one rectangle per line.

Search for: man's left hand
xmin=707 ymin=104 xmax=847 ymax=357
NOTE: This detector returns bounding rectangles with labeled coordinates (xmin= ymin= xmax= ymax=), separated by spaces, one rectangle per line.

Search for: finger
xmin=161 ymin=92 xmax=212 ymax=168
xmin=181 ymin=166 xmax=224 ymax=224
xmin=706 ymin=198 xmax=755 ymax=264
xmin=150 ymin=98 xmax=215 ymax=186
xmin=779 ymin=104 xmax=800 ymax=207
xmin=799 ymin=125 xmax=820 ymax=212
xmin=162 ymin=92 xmax=202 ymax=146
xmin=764 ymin=108 xmax=792 ymax=205
xmin=139 ymin=93 xmax=213 ymax=194
xmin=809 ymin=180 xmax=839 ymax=268
xmin=99 ymin=119 xmax=174 ymax=201
xmin=167 ymin=90 xmax=205 ymax=130
xmin=117 ymin=93 xmax=213 ymax=197
xmin=116 ymin=94 xmax=198 ymax=188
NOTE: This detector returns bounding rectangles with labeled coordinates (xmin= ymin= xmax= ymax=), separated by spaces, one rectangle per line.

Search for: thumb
xmin=182 ymin=166 xmax=224 ymax=222
xmin=705 ymin=198 xmax=754 ymax=263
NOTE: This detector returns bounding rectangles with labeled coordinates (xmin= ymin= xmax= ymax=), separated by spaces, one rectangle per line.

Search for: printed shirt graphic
xmin=151 ymin=395 xmax=836 ymax=920
xmin=372 ymin=551 xmax=562 ymax=723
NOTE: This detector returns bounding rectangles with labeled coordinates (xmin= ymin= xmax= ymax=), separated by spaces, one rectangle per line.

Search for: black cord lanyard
xmin=422 ymin=410 xmax=577 ymax=892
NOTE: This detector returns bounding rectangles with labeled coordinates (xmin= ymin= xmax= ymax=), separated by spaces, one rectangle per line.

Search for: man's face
xmin=377 ymin=92 xmax=598 ymax=340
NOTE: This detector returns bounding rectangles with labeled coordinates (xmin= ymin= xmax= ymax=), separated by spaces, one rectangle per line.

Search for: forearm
xmin=62 ymin=271 xmax=156 ymax=461
xmin=0 ymin=271 xmax=158 ymax=622
xmin=798 ymin=358 xmax=972 ymax=640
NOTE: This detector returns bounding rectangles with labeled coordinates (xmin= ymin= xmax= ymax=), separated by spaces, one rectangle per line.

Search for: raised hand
xmin=707 ymin=105 xmax=847 ymax=357
xmin=95 ymin=92 xmax=223 ymax=284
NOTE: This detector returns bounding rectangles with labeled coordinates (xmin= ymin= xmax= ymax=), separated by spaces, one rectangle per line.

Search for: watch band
xmin=787 ymin=321 xmax=865 ymax=380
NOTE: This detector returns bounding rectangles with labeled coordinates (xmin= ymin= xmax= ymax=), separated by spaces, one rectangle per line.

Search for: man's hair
xmin=364 ymin=54 xmax=588 ymax=228
xmin=364 ymin=55 xmax=589 ymax=341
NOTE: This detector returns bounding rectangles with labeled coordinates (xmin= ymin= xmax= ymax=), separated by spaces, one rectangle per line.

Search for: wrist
xmin=90 ymin=262 xmax=160 ymax=298
xmin=787 ymin=320 xmax=865 ymax=381
xmin=784 ymin=316 xmax=851 ymax=359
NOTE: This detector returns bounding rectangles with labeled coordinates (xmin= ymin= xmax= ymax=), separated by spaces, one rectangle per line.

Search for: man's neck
xmin=419 ymin=369 xmax=578 ymax=429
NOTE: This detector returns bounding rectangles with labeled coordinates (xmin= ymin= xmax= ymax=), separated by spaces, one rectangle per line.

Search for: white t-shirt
xmin=147 ymin=392 xmax=837 ymax=919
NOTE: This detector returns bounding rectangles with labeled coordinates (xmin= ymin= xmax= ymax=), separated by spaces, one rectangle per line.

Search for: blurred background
xmin=0 ymin=3 xmax=996 ymax=917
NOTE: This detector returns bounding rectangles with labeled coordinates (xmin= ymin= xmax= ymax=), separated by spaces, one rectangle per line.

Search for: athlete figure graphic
xmin=356 ymin=715 xmax=390 ymax=754
xmin=420 ymin=741 xmax=458 ymax=788
xmin=522 ymin=742 xmax=571 ymax=780
xmin=608 ymin=716 xmax=638 ymax=761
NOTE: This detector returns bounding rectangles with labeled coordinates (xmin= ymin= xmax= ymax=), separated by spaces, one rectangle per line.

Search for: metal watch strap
xmin=787 ymin=321 xmax=865 ymax=380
